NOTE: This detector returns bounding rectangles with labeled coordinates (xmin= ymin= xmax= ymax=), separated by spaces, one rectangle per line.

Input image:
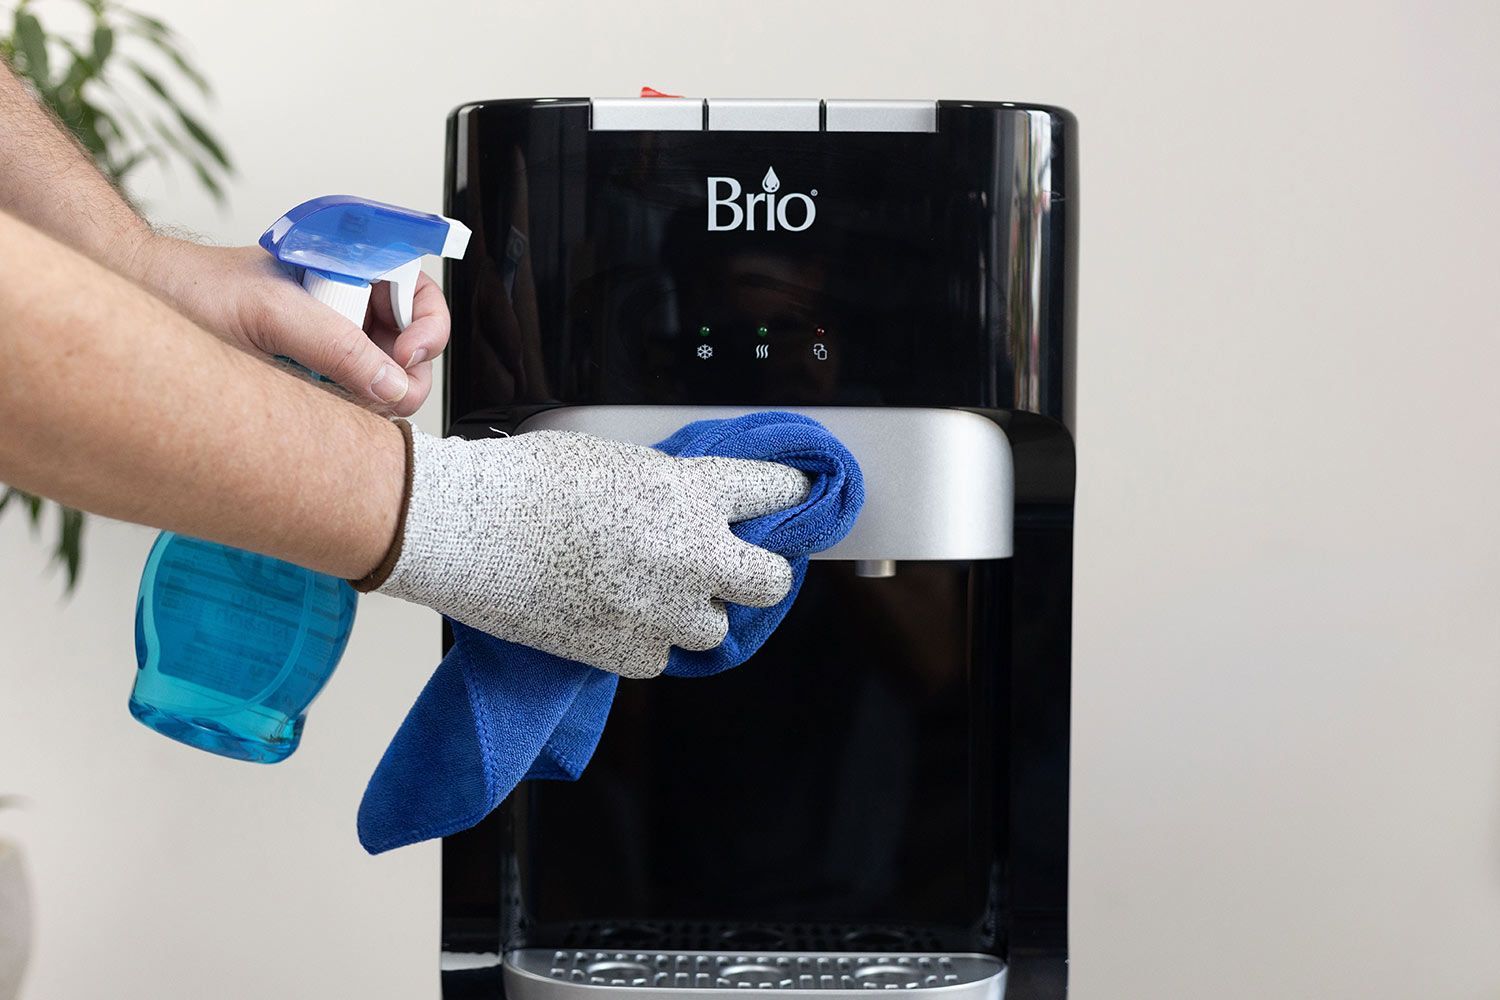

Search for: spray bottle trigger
xmin=379 ymin=258 xmax=423 ymax=331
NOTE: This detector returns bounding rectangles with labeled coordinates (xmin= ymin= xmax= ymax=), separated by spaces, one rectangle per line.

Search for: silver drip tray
xmin=504 ymin=949 xmax=1005 ymax=1000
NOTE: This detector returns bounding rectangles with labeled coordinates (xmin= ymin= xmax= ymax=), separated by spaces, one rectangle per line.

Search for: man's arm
xmin=0 ymin=62 xmax=152 ymax=272
xmin=0 ymin=208 xmax=811 ymax=679
xmin=0 ymin=63 xmax=443 ymax=415
xmin=0 ymin=210 xmax=402 ymax=579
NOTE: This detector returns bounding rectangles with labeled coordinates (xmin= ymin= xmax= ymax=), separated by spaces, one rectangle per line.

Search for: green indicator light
xmin=699 ymin=325 xmax=711 ymax=337
xmin=757 ymin=325 xmax=769 ymax=337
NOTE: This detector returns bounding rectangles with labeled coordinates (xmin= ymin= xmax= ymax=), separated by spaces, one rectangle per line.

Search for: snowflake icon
xmin=697 ymin=344 xmax=714 ymax=360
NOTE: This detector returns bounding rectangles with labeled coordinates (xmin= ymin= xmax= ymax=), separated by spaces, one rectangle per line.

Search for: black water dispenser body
xmin=440 ymin=98 xmax=1076 ymax=1000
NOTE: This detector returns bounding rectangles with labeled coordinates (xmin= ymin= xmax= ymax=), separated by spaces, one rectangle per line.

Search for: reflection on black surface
xmin=444 ymin=116 xmax=1036 ymax=413
xmin=513 ymin=561 xmax=1007 ymax=947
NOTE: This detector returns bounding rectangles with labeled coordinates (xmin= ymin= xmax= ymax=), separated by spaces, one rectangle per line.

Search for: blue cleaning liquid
xmin=131 ymin=532 xmax=356 ymax=762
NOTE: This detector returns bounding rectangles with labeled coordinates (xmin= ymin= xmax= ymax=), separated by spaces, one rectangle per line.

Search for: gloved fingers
xmin=608 ymin=639 xmax=673 ymax=680
xmin=669 ymin=600 xmax=731 ymax=652
xmin=682 ymin=456 xmax=811 ymax=523
xmin=710 ymin=534 xmax=795 ymax=608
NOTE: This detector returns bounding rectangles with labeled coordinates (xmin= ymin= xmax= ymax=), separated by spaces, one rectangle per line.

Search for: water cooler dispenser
xmin=437 ymin=96 xmax=1076 ymax=1000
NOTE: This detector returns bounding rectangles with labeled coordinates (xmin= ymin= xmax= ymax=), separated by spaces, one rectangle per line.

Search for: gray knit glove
xmin=369 ymin=428 xmax=810 ymax=678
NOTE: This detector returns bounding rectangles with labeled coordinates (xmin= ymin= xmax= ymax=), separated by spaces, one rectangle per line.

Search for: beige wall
xmin=3 ymin=1 xmax=1499 ymax=997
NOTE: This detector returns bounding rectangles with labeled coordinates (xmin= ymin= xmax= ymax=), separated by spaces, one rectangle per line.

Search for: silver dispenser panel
xmin=504 ymin=949 xmax=1006 ymax=1000
xmin=514 ymin=406 xmax=1014 ymax=563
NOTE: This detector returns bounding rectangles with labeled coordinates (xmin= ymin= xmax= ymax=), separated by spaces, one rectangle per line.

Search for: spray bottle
xmin=130 ymin=196 xmax=470 ymax=763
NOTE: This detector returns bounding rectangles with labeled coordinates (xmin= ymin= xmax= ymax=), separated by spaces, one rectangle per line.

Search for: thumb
xmin=684 ymin=457 xmax=811 ymax=523
xmin=259 ymin=287 xmax=409 ymax=406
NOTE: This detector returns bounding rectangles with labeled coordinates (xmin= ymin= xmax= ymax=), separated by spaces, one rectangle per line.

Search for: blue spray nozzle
xmin=260 ymin=195 xmax=458 ymax=280
xmin=259 ymin=195 xmax=470 ymax=329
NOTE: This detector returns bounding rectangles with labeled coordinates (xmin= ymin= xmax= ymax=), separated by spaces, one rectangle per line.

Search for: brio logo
xmin=706 ymin=167 xmax=817 ymax=232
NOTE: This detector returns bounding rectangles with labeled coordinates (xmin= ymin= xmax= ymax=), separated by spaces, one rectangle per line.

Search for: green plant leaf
xmin=139 ymin=77 xmax=214 ymax=191
xmin=14 ymin=9 xmax=50 ymax=86
xmin=59 ymin=50 xmax=99 ymax=94
xmin=149 ymin=114 xmax=183 ymax=150
xmin=125 ymin=10 xmax=172 ymax=39
xmin=25 ymin=491 xmax=42 ymax=529
xmin=188 ymin=156 xmax=224 ymax=202
xmin=106 ymin=95 xmax=155 ymax=147
xmin=56 ymin=505 xmax=84 ymax=589
xmin=150 ymin=117 xmax=225 ymax=201
xmin=145 ymin=32 xmax=210 ymax=97
xmin=140 ymin=137 xmax=170 ymax=172
xmin=149 ymin=114 xmax=191 ymax=162
xmin=175 ymin=107 xmax=229 ymax=170
xmin=0 ymin=487 xmax=16 ymax=515
xmin=71 ymin=102 xmax=109 ymax=158
xmin=94 ymin=105 xmax=124 ymax=143
xmin=129 ymin=58 xmax=169 ymax=101
xmin=113 ymin=146 xmax=152 ymax=178
xmin=131 ymin=60 xmax=230 ymax=175
xmin=91 ymin=23 xmax=113 ymax=65
xmin=56 ymin=37 xmax=87 ymax=64
xmin=55 ymin=39 xmax=100 ymax=95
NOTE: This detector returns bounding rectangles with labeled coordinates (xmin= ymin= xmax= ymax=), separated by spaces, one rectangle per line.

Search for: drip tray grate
xmin=504 ymin=949 xmax=1005 ymax=1000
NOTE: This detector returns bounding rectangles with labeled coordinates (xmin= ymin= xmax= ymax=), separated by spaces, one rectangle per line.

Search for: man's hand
xmin=370 ymin=429 xmax=812 ymax=678
xmin=0 ymin=213 xmax=406 ymax=581
xmin=130 ymin=237 xmax=449 ymax=416
xmin=2 ymin=66 xmax=445 ymax=415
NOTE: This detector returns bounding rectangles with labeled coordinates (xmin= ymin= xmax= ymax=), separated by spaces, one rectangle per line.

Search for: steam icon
xmin=754 ymin=343 xmax=769 ymax=360
xmin=761 ymin=167 xmax=780 ymax=193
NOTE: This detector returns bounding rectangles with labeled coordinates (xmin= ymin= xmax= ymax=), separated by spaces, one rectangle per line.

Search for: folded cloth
xmin=357 ymin=411 xmax=864 ymax=854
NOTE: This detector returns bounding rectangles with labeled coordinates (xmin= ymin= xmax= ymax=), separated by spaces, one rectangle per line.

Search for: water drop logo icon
xmin=761 ymin=167 xmax=780 ymax=193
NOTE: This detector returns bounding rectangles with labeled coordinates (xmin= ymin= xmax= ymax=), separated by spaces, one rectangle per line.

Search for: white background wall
xmin=2 ymin=1 xmax=1499 ymax=997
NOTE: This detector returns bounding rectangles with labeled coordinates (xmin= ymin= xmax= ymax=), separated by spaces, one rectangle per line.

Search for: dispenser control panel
xmin=445 ymin=98 xmax=1075 ymax=412
xmin=681 ymin=320 xmax=836 ymax=391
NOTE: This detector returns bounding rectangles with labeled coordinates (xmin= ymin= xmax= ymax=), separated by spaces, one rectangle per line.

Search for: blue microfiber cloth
xmin=358 ymin=411 xmax=864 ymax=854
